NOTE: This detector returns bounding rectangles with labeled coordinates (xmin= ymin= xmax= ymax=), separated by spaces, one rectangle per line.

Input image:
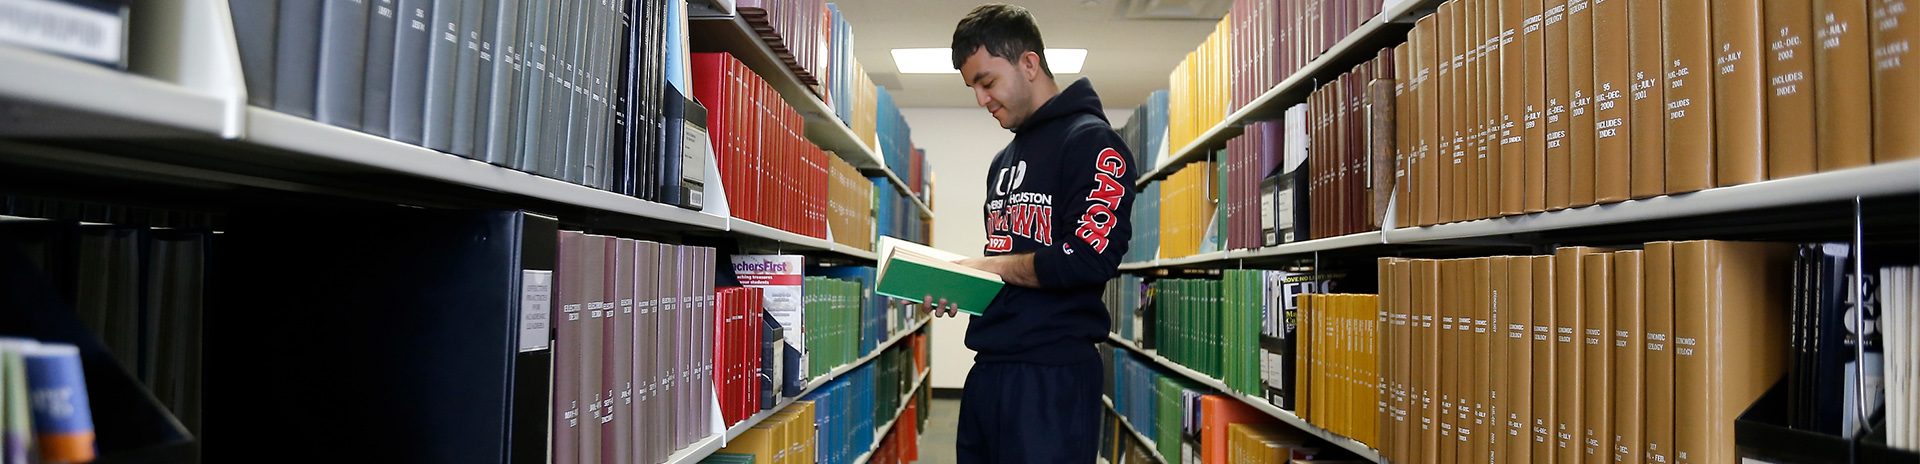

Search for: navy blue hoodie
xmin=970 ymin=77 xmax=1137 ymax=365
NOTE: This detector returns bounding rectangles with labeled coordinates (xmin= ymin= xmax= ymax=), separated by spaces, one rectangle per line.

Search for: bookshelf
xmin=1107 ymin=335 xmax=1384 ymax=462
xmin=1133 ymin=0 xmax=1441 ymax=187
xmin=1120 ymin=160 xmax=1920 ymax=270
xmin=663 ymin=318 xmax=929 ymax=464
xmin=1101 ymin=396 xmax=1172 ymax=464
xmin=847 ymin=369 xmax=932 ymax=464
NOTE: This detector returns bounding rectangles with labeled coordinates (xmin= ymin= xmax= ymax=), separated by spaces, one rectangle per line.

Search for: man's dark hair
xmin=951 ymin=4 xmax=1052 ymax=78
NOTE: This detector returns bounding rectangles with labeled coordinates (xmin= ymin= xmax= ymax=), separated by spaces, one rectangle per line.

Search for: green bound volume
xmin=874 ymin=237 xmax=1004 ymax=316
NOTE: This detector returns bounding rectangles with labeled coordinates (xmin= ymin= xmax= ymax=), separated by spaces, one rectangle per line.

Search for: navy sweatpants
xmin=956 ymin=358 xmax=1103 ymax=463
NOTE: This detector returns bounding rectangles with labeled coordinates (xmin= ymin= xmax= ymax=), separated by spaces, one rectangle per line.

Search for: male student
xmin=922 ymin=4 xmax=1138 ymax=462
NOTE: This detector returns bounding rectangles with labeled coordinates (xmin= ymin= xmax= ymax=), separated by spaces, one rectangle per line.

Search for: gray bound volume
xmin=361 ymin=0 xmax=399 ymax=137
xmin=448 ymin=0 xmax=483 ymax=157
xmin=422 ymin=0 xmax=462 ymax=152
xmin=230 ymin=0 xmax=278 ymax=108
xmin=556 ymin=0 xmax=587 ymax=184
xmin=536 ymin=0 xmax=571 ymax=179
xmin=389 ymin=0 xmax=433 ymax=144
xmin=315 ymin=0 xmax=369 ymax=129
xmin=474 ymin=0 xmax=514 ymax=165
xmin=272 ymin=0 xmax=322 ymax=118
xmin=516 ymin=0 xmax=549 ymax=174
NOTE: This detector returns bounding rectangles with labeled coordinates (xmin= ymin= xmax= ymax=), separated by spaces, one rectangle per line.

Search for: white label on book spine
xmin=519 ymin=270 xmax=553 ymax=352
xmin=0 ymin=0 xmax=124 ymax=65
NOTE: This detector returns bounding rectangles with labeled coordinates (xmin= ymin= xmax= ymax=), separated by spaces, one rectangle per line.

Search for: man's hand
xmin=922 ymin=294 xmax=961 ymax=318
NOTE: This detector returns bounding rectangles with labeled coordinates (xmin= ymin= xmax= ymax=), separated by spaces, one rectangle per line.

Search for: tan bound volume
xmin=1671 ymin=241 xmax=1792 ymax=464
xmin=1612 ymin=250 xmax=1647 ymax=464
xmin=1405 ymin=43 xmax=1420 ymax=228
xmin=1815 ymin=0 xmax=1874 ymax=171
xmin=1556 ymin=246 xmax=1609 ymax=464
xmin=1471 ymin=257 xmax=1494 ymax=464
xmin=1418 ymin=15 xmax=1443 ymax=227
xmin=1594 ymin=0 xmax=1634 ymax=203
xmin=1872 ymin=0 xmax=1919 ymax=162
xmin=1642 ymin=242 xmax=1676 ymax=464
xmin=1440 ymin=3 xmax=1460 ymax=225
xmin=1581 ymin=252 xmax=1615 ymax=464
xmin=1482 ymin=0 xmax=1503 ymax=221
xmin=1664 ymin=0 xmax=1717 ymax=193
xmin=1712 ymin=0 xmax=1771 ymax=187
xmin=1546 ymin=0 xmax=1574 ymax=210
xmin=1765 ymin=0 xmax=1819 ymax=179
xmin=1568 ymin=0 xmax=1600 ymax=208
xmin=1502 ymin=0 xmax=1529 ymax=216
xmin=1439 ymin=259 xmax=1461 ymax=464
xmin=1531 ymin=254 xmax=1559 ymax=462
xmin=1456 ymin=1 xmax=1476 ymax=224
xmin=1629 ymin=0 xmax=1668 ymax=198
xmin=1393 ymin=258 xmax=1417 ymax=464
xmin=1488 ymin=256 xmax=1510 ymax=464
xmin=1524 ymin=0 xmax=1552 ymax=213
xmin=1505 ymin=256 xmax=1536 ymax=464
xmin=1418 ymin=259 xmax=1443 ymax=464
xmin=1460 ymin=259 xmax=1481 ymax=463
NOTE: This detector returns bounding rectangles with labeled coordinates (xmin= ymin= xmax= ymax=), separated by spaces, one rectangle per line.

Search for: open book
xmin=874 ymin=237 xmax=1004 ymax=316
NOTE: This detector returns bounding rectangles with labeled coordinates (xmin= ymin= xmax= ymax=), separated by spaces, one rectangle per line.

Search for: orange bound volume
xmin=1765 ymin=0 xmax=1819 ymax=180
xmin=1523 ymin=0 xmax=1551 ymax=213
xmin=1872 ymin=0 xmax=1919 ymax=162
xmin=1581 ymin=252 xmax=1615 ymax=463
xmin=1418 ymin=15 xmax=1443 ymax=227
xmin=1642 ymin=242 xmax=1676 ymax=464
xmin=1628 ymin=0 xmax=1667 ymax=198
xmin=1592 ymin=0 xmax=1634 ymax=204
xmin=1612 ymin=250 xmax=1647 ymax=464
xmin=1671 ymin=241 xmax=1792 ymax=464
xmin=1545 ymin=0 xmax=1574 ymax=210
xmin=1530 ymin=254 xmax=1559 ymax=462
xmin=1505 ymin=256 xmax=1536 ymax=464
xmin=1815 ymin=0 xmax=1874 ymax=171
xmin=1663 ymin=0 xmax=1718 ymax=193
xmin=1567 ymin=0 xmax=1600 ymax=208
xmin=1711 ymin=0 xmax=1770 ymax=187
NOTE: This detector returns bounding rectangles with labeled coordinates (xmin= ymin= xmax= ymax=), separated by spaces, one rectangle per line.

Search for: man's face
xmin=960 ymin=47 xmax=1036 ymax=130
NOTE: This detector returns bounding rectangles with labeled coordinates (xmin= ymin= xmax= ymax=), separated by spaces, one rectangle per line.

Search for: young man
xmin=922 ymin=4 xmax=1137 ymax=462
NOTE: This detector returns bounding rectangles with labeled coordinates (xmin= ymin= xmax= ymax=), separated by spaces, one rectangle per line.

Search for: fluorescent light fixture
xmin=891 ymin=48 xmax=1088 ymax=74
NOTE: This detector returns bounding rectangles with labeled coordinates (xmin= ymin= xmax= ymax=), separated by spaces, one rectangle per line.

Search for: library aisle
xmin=1 ymin=0 xmax=1917 ymax=463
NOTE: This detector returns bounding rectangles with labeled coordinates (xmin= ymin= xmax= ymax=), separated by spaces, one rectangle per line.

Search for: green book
xmin=874 ymin=237 xmax=1004 ymax=316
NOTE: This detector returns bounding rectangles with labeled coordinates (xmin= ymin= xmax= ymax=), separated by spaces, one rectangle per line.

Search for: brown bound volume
xmin=554 ymin=231 xmax=586 ymax=464
xmin=1405 ymin=44 xmax=1420 ymax=229
xmin=1671 ymin=241 xmax=1792 ymax=464
xmin=1419 ymin=15 xmax=1443 ymax=227
xmin=579 ymin=235 xmax=607 ymax=464
xmin=1612 ymin=250 xmax=1646 ymax=464
xmin=1581 ymin=252 xmax=1614 ymax=463
xmin=1455 ymin=2 xmax=1475 ymax=224
xmin=1546 ymin=0 xmax=1574 ymax=210
xmin=1766 ymin=0 xmax=1819 ymax=179
xmin=1664 ymin=0 xmax=1718 ymax=193
xmin=1642 ymin=242 xmax=1676 ymax=464
xmin=611 ymin=238 xmax=636 ymax=464
xmin=1711 ymin=0 xmax=1771 ymax=186
xmin=1470 ymin=258 xmax=1494 ymax=464
xmin=1568 ymin=0 xmax=1600 ymax=208
xmin=1481 ymin=0 xmax=1501 ymax=222
xmin=1439 ymin=259 xmax=1461 ymax=464
xmin=1506 ymin=256 xmax=1536 ymax=464
xmin=1418 ymin=259 xmax=1443 ymax=463
xmin=1392 ymin=258 xmax=1418 ymax=464
xmin=635 ymin=241 xmax=661 ymax=463
xmin=1556 ymin=246 xmax=1608 ymax=463
xmin=1372 ymin=80 xmax=1398 ymax=231
xmin=1531 ymin=254 xmax=1559 ymax=462
xmin=1815 ymin=0 xmax=1874 ymax=171
xmin=1441 ymin=3 xmax=1460 ymax=225
xmin=1872 ymin=0 xmax=1919 ymax=162
xmin=1524 ymin=0 xmax=1551 ymax=213
xmin=1629 ymin=0 xmax=1668 ymax=198
xmin=1502 ymin=0 xmax=1530 ymax=216
xmin=1593 ymin=0 xmax=1634 ymax=203
xmin=1488 ymin=257 xmax=1510 ymax=464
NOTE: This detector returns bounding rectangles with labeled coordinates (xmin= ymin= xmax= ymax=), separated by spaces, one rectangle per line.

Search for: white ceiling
xmin=827 ymin=0 xmax=1224 ymax=110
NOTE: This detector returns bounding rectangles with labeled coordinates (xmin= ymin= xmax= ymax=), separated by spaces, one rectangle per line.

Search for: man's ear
xmin=1020 ymin=50 xmax=1043 ymax=82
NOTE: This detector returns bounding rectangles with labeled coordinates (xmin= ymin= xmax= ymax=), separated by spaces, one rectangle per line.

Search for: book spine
xmin=422 ymin=0 xmax=463 ymax=152
xmin=469 ymin=0 xmax=500 ymax=162
xmin=1521 ymin=0 xmax=1549 ymax=213
xmin=1581 ymin=252 xmax=1614 ymax=463
xmin=273 ymin=0 xmax=323 ymax=118
xmin=316 ymin=0 xmax=370 ymax=130
xmin=362 ymin=0 xmax=399 ymax=137
xmin=390 ymin=0 xmax=432 ymax=144
xmin=482 ymin=0 xmax=522 ymax=166
xmin=1711 ymin=0 xmax=1770 ymax=187
xmin=1663 ymin=0 xmax=1717 ymax=193
xmin=1814 ymin=0 xmax=1875 ymax=171
xmin=1505 ymin=257 xmax=1535 ymax=464
xmin=553 ymin=231 xmax=583 ymax=464
xmin=1611 ymin=250 xmax=1646 ymax=464
xmin=1766 ymin=0 xmax=1819 ymax=179
xmin=1629 ymin=0 xmax=1668 ymax=198
xmin=1593 ymin=0 xmax=1633 ymax=203
xmin=1872 ymin=0 xmax=1919 ymax=162
xmin=231 ymin=0 xmax=279 ymax=108
xmin=1567 ymin=0 xmax=1598 ymax=208
xmin=1544 ymin=0 xmax=1572 ymax=210
xmin=1500 ymin=0 xmax=1528 ymax=216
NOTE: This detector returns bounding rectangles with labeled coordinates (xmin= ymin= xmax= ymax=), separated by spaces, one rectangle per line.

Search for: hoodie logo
xmin=993 ymin=161 xmax=1028 ymax=196
xmin=1074 ymin=148 xmax=1128 ymax=253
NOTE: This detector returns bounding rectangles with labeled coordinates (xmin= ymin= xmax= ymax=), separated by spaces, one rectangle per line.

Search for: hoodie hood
xmin=1013 ymin=77 xmax=1108 ymax=134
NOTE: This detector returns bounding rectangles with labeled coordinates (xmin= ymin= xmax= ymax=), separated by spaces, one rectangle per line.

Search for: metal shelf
xmin=849 ymin=370 xmax=932 ymax=464
xmin=1107 ymin=334 xmax=1382 ymax=462
xmin=1101 ymin=396 xmax=1171 ymax=464
xmin=1136 ymin=0 xmax=1437 ymax=187
xmin=665 ymin=318 xmax=930 ymax=464
xmin=0 ymin=45 xmax=228 ymax=138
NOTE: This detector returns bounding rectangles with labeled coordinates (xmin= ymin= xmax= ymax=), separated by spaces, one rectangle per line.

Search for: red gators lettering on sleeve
xmin=1075 ymin=148 xmax=1128 ymax=253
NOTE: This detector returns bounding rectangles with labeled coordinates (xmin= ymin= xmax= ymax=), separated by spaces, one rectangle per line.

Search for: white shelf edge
xmin=668 ymin=318 xmax=930 ymax=464
xmin=874 ymin=166 xmax=936 ymax=218
xmin=1107 ymin=334 xmax=1383 ymax=462
xmin=1101 ymin=396 xmax=1171 ymax=464
xmin=0 ymin=45 xmax=227 ymax=137
xmin=1382 ymin=159 xmax=1920 ymax=243
xmin=1137 ymin=1 xmax=1433 ymax=187
xmin=849 ymin=370 xmax=932 ymax=464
